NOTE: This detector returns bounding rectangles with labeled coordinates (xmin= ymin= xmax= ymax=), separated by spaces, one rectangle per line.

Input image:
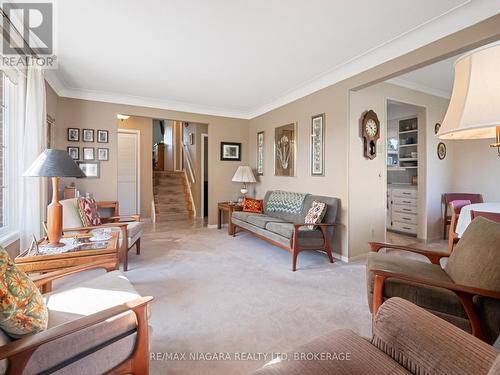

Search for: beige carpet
xmin=58 ymin=221 xmax=373 ymax=374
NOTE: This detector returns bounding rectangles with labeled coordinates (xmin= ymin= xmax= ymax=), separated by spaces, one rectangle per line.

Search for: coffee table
xmin=15 ymin=232 xmax=120 ymax=290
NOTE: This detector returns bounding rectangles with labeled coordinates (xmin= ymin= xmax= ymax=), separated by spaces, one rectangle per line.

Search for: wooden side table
xmin=217 ymin=202 xmax=243 ymax=235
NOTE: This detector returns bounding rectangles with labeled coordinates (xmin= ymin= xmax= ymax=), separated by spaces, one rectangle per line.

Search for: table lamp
xmin=232 ymin=166 xmax=256 ymax=195
xmin=437 ymin=42 xmax=500 ymax=156
xmin=24 ymin=149 xmax=86 ymax=247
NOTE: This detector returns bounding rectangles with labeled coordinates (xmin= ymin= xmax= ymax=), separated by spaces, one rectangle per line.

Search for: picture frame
xmin=97 ymin=148 xmax=109 ymax=161
xmin=67 ymin=128 xmax=79 ymax=142
xmin=220 ymin=142 xmax=241 ymax=161
xmin=77 ymin=161 xmax=100 ymax=178
xmin=256 ymin=131 xmax=264 ymax=176
xmin=437 ymin=142 xmax=446 ymax=160
xmin=83 ymin=147 xmax=95 ymax=160
xmin=274 ymin=122 xmax=297 ymax=177
xmin=97 ymin=130 xmax=109 ymax=143
xmin=311 ymin=113 xmax=325 ymax=176
xmin=82 ymin=129 xmax=94 ymax=142
xmin=67 ymin=146 xmax=79 ymax=160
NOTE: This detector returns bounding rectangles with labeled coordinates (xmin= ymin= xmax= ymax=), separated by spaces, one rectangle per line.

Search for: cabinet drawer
xmin=393 ymin=204 xmax=417 ymax=214
xmin=393 ymin=197 xmax=417 ymax=206
xmin=392 ymin=189 xmax=417 ymax=199
xmin=392 ymin=222 xmax=417 ymax=234
xmin=393 ymin=212 xmax=417 ymax=225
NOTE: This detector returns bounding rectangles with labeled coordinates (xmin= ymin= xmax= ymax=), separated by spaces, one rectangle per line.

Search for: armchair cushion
xmin=61 ymin=198 xmax=84 ymax=228
xmin=24 ymin=270 xmax=142 ymax=375
xmin=303 ymin=201 xmax=327 ymax=230
xmin=0 ymin=248 xmax=48 ymax=337
xmin=77 ymin=197 xmax=102 ymax=226
xmin=366 ymin=252 xmax=467 ymax=319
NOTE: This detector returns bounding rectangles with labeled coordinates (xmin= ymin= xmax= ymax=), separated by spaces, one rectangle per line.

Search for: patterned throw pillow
xmin=243 ymin=197 xmax=264 ymax=213
xmin=0 ymin=248 xmax=48 ymax=337
xmin=304 ymin=201 xmax=327 ymax=230
xmin=77 ymin=197 xmax=102 ymax=226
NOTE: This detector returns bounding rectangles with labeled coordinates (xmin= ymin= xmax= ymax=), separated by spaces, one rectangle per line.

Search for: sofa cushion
xmin=265 ymin=222 xmax=325 ymax=248
xmin=61 ymin=198 xmax=84 ymax=228
xmin=243 ymin=197 xmax=263 ymax=213
xmin=366 ymin=252 xmax=466 ymax=318
xmin=77 ymin=197 xmax=102 ymax=226
xmin=0 ymin=248 xmax=48 ymax=337
xmin=263 ymin=191 xmax=309 ymax=223
xmin=232 ymin=211 xmax=256 ymax=222
xmin=246 ymin=215 xmax=286 ymax=229
xmin=253 ymin=329 xmax=410 ymax=375
xmin=126 ymin=222 xmax=143 ymax=241
xmin=23 ymin=271 xmax=141 ymax=375
xmin=304 ymin=201 xmax=327 ymax=230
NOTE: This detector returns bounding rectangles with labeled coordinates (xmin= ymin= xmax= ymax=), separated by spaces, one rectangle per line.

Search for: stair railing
xmin=183 ymin=143 xmax=196 ymax=184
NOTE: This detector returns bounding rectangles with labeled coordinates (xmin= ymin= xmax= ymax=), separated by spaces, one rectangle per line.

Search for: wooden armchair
xmin=447 ymin=199 xmax=471 ymax=253
xmin=60 ymin=199 xmax=143 ymax=271
xmin=366 ymin=217 xmax=500 ymax=344
xmin=0 ymin=261 xmax=153 ymax=374
xmin=441 ymin=193 xmax=483 ymax=239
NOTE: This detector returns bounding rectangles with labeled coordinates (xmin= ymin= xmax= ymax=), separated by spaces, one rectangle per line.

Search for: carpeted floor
xmin=57 ymin=221 xmax=442 ymax=374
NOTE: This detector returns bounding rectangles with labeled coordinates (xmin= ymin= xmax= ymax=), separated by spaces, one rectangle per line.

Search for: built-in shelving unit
xmin=398 ymin=118 xmax=418 ymax=169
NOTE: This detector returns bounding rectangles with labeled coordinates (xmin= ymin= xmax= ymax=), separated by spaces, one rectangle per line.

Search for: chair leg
xmin=136 ymin=238 xmax=141 ymax=255
xmin=123 ymin=250 xmax=128 ymax=272
xmin=325 ymin=244 xmax=333 ymax=263
xmin=292 ymin=247 xmax=298 ymax=272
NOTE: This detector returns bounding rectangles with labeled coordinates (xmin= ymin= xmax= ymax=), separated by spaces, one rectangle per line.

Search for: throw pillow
xmin=77 ymin=197 xmax=102 ymax=226
xmin=304 ymin=201 xmax=327 ymax=230
xmin=243 ymin=197 xmax=264 ymax=213
xmin=0 ymin=248 xmax=48 ymax=337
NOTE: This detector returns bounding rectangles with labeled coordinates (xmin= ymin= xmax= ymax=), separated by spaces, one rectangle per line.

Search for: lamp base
xmin=240 ymin=188 xmax=248 ymax=195
xmin=47 ymin=177 xmax=64 ymax=247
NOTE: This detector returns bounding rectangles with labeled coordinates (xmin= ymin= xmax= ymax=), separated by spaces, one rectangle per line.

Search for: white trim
xmin=44 ymin=0 xmax=497 ymax=120
xmin=117 ymin=129 xmax=141 ymax=215
xmin=183 ymin=170 xmax=196 ymax=218
xmin=200 ymin=133 xmax=208 ymax=218
xmin=0 ymin=231 xmax=19 ymax=248
xmin=207 ymin=224 xmax=219 ymax=229
xmin=387 ymin=78 xmax=451 ymax=99
xmin=173 ymin=122 xmax=182 ymax=172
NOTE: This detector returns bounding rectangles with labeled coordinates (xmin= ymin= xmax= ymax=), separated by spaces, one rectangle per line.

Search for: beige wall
xmin=118 ymin=116 xmax=154 ymax=219
xmin=49 ymin=95 xmax=249 ymax=225
xmin=5 ymin=239 xmax=19 ymax=258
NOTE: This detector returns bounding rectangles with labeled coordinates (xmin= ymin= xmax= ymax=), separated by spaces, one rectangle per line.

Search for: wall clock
xmin=434 ymin=123 xmax=441 ymax=135
xmin=437 ymin=142 xmax=446 ymax=160
xmin=361 ymin=110 xmax=380 ymax=160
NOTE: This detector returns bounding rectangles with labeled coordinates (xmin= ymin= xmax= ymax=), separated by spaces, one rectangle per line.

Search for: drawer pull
xmin=403 ymin=200 xmax=411 ymax=204
xmin=402 ymin=217 xmax=412 ymax=221
xmin=403 ymin=227 xmax=412 ymax=230
xmin=402 ymin=208 xmax=411 ymax=212
xmin=403 ymin=192 xmax=411 ymax=195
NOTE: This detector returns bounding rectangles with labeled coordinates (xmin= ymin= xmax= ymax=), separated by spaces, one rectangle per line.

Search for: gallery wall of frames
xmin=66 ymin=127 xmax=109 ymax=178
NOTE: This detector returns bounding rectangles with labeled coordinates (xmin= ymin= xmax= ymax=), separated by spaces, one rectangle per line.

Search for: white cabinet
xmin=387 ymin=187 xmax=418 ymax=235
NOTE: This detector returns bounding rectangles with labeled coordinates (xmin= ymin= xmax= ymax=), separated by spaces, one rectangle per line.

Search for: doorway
xmin=201 ymin=133 xmax=208 ymax=218
xmin=117 ymin=129 xmax=141 ymax=215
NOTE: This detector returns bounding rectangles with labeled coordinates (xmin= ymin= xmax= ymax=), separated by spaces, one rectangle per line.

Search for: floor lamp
xmin=24 ymin=149 xmax=85 ymax=247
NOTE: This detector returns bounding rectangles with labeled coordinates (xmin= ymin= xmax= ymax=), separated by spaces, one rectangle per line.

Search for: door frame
xmin=117 ymin=129 xmax=141 ymax=214
xmin=200 ymin=133 xmax=208 ymax=218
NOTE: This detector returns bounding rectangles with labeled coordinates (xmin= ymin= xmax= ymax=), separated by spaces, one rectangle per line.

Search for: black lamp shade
xmin=23 ymin=149 xmax=86 ymax=178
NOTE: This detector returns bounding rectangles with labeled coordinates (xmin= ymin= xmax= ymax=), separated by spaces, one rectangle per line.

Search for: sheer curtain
xmin=19 ymin=64 xmax=47 ymax=248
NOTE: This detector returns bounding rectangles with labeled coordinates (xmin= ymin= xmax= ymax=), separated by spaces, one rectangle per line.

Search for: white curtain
xmin=19 ymin=64 xmax=47 ymax=248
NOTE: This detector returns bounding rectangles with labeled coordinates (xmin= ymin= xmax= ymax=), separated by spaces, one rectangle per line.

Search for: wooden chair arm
xmin=369 ymin=242 xmax=449 ymax=265
xmin=101 ymin=215 xmax=140 ymax=223
xmin=31 ymin=260 xmax=118 ymax=289
xmin=62 ymin=222 xmax=128 ymax=233
xmin=370 ymin=268 xmax=500 ymax=341
xmin=0 ymin=296 xmax=153 ymax=362
xmin=293 ymin=223 xmax=337 ymax=230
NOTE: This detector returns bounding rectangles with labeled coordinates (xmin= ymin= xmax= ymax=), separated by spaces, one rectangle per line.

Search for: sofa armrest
xmin=31 ymin=260 xmax=118 ymax=289
xmin=0 ymin=296 xmax=153 ymax=372
xmin=369 ymin=242 xmax=449 ymax=264
xmin=372 ymin=298 xmax=498 ymax=375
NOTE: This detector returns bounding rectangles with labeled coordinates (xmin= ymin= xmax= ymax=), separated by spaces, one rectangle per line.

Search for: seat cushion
xmin=252 ymin=329 xmax=410 ymax=375
xmin=0 ymin=248 xmax=48 ymax=337
xmin=265 ymin=222 xmax=324 ymax=246
xmin=126 ymin=221 xmax=143 ymax=241
xmin=246 ymin=214 xmax=286 ymax=229
xmin=61 ymin=198 xmax=84 ymax=228
xmin=366 ymin=252 xmax=467 ymax=319
xmin=232 ymin=211 xmax=256 ymax=222
xmin=23 ymin=271 xmax=142 ymax=375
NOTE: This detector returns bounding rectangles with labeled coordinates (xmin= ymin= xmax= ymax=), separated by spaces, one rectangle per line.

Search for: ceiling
xmin=45 ymin=0 xmax=500 ymax=119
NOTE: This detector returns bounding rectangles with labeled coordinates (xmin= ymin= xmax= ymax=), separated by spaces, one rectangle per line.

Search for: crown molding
xmin=387 ymin=77 xmax=451 ymax=99
xmin=46 ymin=0 xmax=498 ymax=120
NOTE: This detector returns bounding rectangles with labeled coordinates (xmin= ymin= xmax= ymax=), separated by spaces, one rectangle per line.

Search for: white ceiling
xmin=45 ymin=0 xmax=500 ymax=119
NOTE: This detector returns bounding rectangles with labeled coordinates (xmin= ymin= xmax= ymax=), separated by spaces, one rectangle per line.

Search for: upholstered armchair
xmin=60 ymin=199 xmax=143 ymax=271
xmin=367 ymin=217 xmax=500 ymax=344
xmin=0 ymin=260 xmax=153 ymax=374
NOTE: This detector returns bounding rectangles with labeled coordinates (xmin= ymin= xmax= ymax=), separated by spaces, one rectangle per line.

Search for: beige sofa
xmin=253 ymin=298 xmax=499 ymax=375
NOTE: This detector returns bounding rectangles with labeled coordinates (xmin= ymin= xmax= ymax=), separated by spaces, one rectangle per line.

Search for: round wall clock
xmin=434 ymin=123 xmax=441 ymax=135
xmin=437 ymin=142 xmax=446 ymax=160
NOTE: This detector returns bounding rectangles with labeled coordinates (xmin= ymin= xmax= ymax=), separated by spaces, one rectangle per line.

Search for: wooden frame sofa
xmin=231 ymin=191 xmax=339 ymax=271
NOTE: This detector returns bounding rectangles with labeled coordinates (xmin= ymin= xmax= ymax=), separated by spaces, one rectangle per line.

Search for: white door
xmin=118 ymin=131 xmax=140 ymax=215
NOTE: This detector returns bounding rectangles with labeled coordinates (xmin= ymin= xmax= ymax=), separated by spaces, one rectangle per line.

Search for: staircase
xmin=153 ymin=171 xmax=194 ymax=221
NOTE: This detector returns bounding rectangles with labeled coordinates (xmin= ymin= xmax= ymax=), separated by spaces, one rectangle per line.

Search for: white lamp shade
xmin=232 ymin=166 xmax=256 ymax=183
xmin=438 ymin=42 xmax=500 ymax=140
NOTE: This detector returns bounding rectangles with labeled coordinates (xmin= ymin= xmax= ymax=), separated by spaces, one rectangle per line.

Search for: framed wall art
xmin=67 ymin=128 xmax=79 ymax=142
xmin=77 ymin=161 xmax=100 ymax=178
xmin=220 ymin=142 xmax=241 ymax=161
xmin=257 ymin=131 xmax=264 ymax=176
xmin=82 ymin=129 xmax=94 ymax=142
xmin=67 ymin=146 xmax=79 ymax=160
xmin=311 ymin=113 xmax=325 ymax=176
xmin=97 ymin=130 xmax=109 ymax=143
xmin=274 ymin=122 xmax=297 ymax=177
xmin=437 ymin=142 xmax=446 ymax=160
xmin=83 ymin=147 xmax=95 ymax=160
xmin=98 ymin=148 xmax=109 ymax=161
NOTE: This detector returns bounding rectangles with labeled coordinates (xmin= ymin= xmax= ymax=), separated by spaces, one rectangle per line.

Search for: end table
xmin=217 ymin=202 xmax=243 ymax=235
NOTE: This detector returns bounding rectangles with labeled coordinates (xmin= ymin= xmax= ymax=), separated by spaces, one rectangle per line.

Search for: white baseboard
xmin=207 ymin=224 xmax=219 ymax=229
xmin=333 ymin=253 xmax=349 ymax=262
xmin=141 ymin=218 xmax=152 ymax=223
